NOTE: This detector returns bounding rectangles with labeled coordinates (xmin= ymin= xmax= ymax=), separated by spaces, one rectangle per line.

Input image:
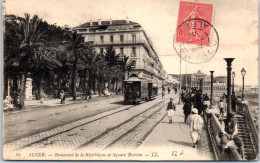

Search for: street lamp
xmin=241 ymin=68 xmax=246 ymax=100
xmin=224 ymin=58 xmax=235 ymax=114
xmin=210 ymin=71 xmax=214 ymax=105
xmin=232 ymin=71 xmax=235 ymax=94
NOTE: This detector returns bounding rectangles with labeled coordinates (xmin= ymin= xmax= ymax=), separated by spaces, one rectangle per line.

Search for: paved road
xmin=4 ymin=93 xmax=176 ymax=151
xmin=4 ymin=95 xmax=125 ymax=143
xmin=139 ymin=103 xmax=214 ymax=160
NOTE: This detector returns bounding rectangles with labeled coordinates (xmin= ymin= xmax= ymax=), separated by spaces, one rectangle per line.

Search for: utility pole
xmin=178 ymin=56 xmax=182 ymax=105
xmin=186 ymin=65 xmax=187 ymax=93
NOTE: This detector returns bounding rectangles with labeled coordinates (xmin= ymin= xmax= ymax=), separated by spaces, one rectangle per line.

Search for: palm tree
xmin=79 ymin=49 xmax=106 ymax=98
xmin=3 ymin=15 xmax=22 ymax=99
xmin=67 ymin=31 xmax=85 ymax=101
xmin=119 ymin=55 xmax=134 ymax=91
xmin=16 ymin=14 xmax=44 ymax=109
xmin=104 ymin=46 xmax=121 ymax=92
xmin=31 ymin=47 xmax=61 ymax=99
xmin=54 ymin=49 xmax=73 ymax=97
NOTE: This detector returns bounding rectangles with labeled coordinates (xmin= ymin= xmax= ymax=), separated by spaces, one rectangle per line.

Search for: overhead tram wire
xmin=62 ymin=0 xmax=95 ymax=20
xmin=57 ymin=0 xmax=94 ymax=20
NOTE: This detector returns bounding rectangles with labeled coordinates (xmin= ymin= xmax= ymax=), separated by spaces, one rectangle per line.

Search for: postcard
xmin=2 ymin=0 xmax=259 ymax=161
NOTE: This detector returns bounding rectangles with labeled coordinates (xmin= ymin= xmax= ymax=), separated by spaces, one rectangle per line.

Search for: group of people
xmin=162 ymin=86 xmax=178 ymax=99
xmin=182 ymin=90 xmax=209 ymax=123
xmin=165 ymin=89 xmax=244 ymax=158
xmin=166 ymin=97 xmax=204 ymax=148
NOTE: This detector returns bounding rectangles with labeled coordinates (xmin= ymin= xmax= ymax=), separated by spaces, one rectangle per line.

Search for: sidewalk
xmin=138 ymin=103 xmax=213 ymax=161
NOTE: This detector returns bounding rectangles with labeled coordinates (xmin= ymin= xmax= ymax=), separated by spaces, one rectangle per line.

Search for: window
xmin=100 ymin=48 xmax=104 ymax=54
xmin=110 ymin=36 xmax=113 ymax=42
xmin=131 ymin=47 xmax=136 ymax=57
xmin=120 ymin=35 xmax=124 ymax=42
xmin=120 ymin=47 xmax=124 ymax=55
xmin=132 ymin=35 xmax=136 ymax=43
xmin=100 ymin=36 xmax=104 ymax=43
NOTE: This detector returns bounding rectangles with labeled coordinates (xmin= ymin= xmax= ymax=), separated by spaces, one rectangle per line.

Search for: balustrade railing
xmin=204 ymin=107 xmax=242 ymax=160
xmin=236 ymin=101 xmax=259 ymax=159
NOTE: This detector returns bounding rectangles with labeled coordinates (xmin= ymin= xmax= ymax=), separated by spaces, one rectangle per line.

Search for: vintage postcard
xmin=2 ymin=0 xmax=259 ymax=161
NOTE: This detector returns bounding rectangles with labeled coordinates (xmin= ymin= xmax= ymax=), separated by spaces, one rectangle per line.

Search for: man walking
xmin=187 ymin=108 xmax=204 ymax=148
xmin=183 ymin=94 xmax=192 ymax=124
xmin=166 ymin=98 xmax=176 ymax=124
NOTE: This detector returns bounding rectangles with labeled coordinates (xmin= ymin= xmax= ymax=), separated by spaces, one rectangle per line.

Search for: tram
xmin=124 ymin=76 xmax=158 ymax=104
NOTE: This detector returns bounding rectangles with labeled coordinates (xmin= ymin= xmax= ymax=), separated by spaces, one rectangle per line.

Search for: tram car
xmin=124 ymin=77 xmax=158 ymax=104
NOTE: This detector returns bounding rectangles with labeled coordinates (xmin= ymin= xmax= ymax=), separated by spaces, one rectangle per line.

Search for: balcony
xmin=90 ymin=40 xmax=144 ymax=46
xmin=77 ymin=28 xmax=140 ymax=34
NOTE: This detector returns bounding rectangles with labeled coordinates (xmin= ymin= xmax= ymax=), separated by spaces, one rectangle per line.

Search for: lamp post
xmin=210 ymin=71 xmax=214 ymax=105
xmin=232 ymin=71 xmax=235 ymax=95
xmin=241 ymin=68 xmax=246 ymax=101
xmin=224 ymin=58 xmax=235 ymax=114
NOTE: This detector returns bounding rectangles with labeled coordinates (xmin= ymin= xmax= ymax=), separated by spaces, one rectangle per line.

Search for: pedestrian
xmin=60 ymin=90 xmax=65 ymax=104
xmin=162 ymin=86 xmax=165 ymax=99
xmin=168 ymin=87 xmax=170 ymax=94
xmin=220 ymin=113 xmax=245 ymax=159
xmin=204 ymin=93 xmax=209 ymax=101
xmin=183 ymin=94 xmax=192 ymax=124
xmin=231 ymin=93 xmax=237 ymax=112
xmin=166 ymin=98 xmax=176 ymax=124
xmin=219 ymin=99 xmax=225 ymax=116
xmin=187 ymin=108 xmax=204 ymax=148
xmin=40 ymin=91 xmax=45 ymax=103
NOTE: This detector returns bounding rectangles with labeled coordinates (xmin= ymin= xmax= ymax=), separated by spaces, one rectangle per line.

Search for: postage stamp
xmin=173 ymin=1 xmax=219 ymax=64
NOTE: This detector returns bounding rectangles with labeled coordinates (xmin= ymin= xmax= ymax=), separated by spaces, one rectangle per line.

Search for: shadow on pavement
xmin=168 ymin=139 xmax=191 ymax=147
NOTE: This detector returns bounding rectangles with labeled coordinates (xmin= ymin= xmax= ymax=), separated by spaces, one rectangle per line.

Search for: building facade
xmin=170 ymin=71 xmax=228 ymax=95
xmin=73 ymin=19 xmax=167 ymax=87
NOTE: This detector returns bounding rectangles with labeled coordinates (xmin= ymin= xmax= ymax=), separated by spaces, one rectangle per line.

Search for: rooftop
xmin=74 ymin=20 xmax=139 ymax=29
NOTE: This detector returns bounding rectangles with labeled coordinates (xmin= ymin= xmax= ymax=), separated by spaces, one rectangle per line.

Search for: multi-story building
xmin=170 ymin=71 xmax=228 ymax=95
xmin=73 ymin=19 xmax=167 ymax=87
xmin=180 ymin=70 xmax=211 ymax=90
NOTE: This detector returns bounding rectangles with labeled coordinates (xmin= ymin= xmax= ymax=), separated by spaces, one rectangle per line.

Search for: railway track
xmin=4 ymin=95 xmax=177 ymax=152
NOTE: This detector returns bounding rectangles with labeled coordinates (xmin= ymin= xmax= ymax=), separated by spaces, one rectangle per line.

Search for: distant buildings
xmin=73 ymin=19 xmax=167 ymax=87
xmin=169 ymin=70 xmax=228 ymax=95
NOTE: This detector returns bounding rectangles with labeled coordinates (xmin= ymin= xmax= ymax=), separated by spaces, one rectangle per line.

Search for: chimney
xmin=126 ymin=16 xmax=129 ymax=23
xmin=98 ymin=19 xmax=101 ymax=25
xmin=109 ymin=18 xmax=112 ymax=24
xmin=90 ymin=20 xmax=92 ymax=26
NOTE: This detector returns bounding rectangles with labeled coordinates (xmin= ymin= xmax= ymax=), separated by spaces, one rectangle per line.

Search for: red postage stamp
xmin=176 ymin=1 xmax=214 ymax=46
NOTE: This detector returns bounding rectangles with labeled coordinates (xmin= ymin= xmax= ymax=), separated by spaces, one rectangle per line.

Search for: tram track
xmin=77 ymin=97 xmax=171 ymax=150
xmin=4 ymin=95 xmax=176 ymax=152
xmin=103 ymin=96 xmax=178 ymax=150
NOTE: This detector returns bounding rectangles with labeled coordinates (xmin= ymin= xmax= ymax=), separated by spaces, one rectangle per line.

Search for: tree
xmin=79 ymin=48 xmax=106 ymax=98
xmin=31 ymin=47 xmax=61 ymax=99
xmin=3 ymin=15 xmax=23 ymax=100
xmin=54 ymin=49 xmax=73 ymax=97
xmin=67 ymin=32 xmax=85 ymax=101
xmin=119 ymin=55 xmax=134 ymax=91
xmin=15 ymin=14 xmax=44 ymax=109
xmin=104 ymin=46 xmax=121 ymax=92
xmin=120 ymin=55 xmax=134 ymax=80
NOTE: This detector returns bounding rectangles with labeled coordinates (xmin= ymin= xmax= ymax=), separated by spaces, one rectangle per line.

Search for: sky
xmin=4 ymin=0 xmax=259 ymax=86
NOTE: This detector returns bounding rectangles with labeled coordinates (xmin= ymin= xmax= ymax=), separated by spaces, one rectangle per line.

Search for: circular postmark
xmin=173 ymin=18 xmax=219 ymax=64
